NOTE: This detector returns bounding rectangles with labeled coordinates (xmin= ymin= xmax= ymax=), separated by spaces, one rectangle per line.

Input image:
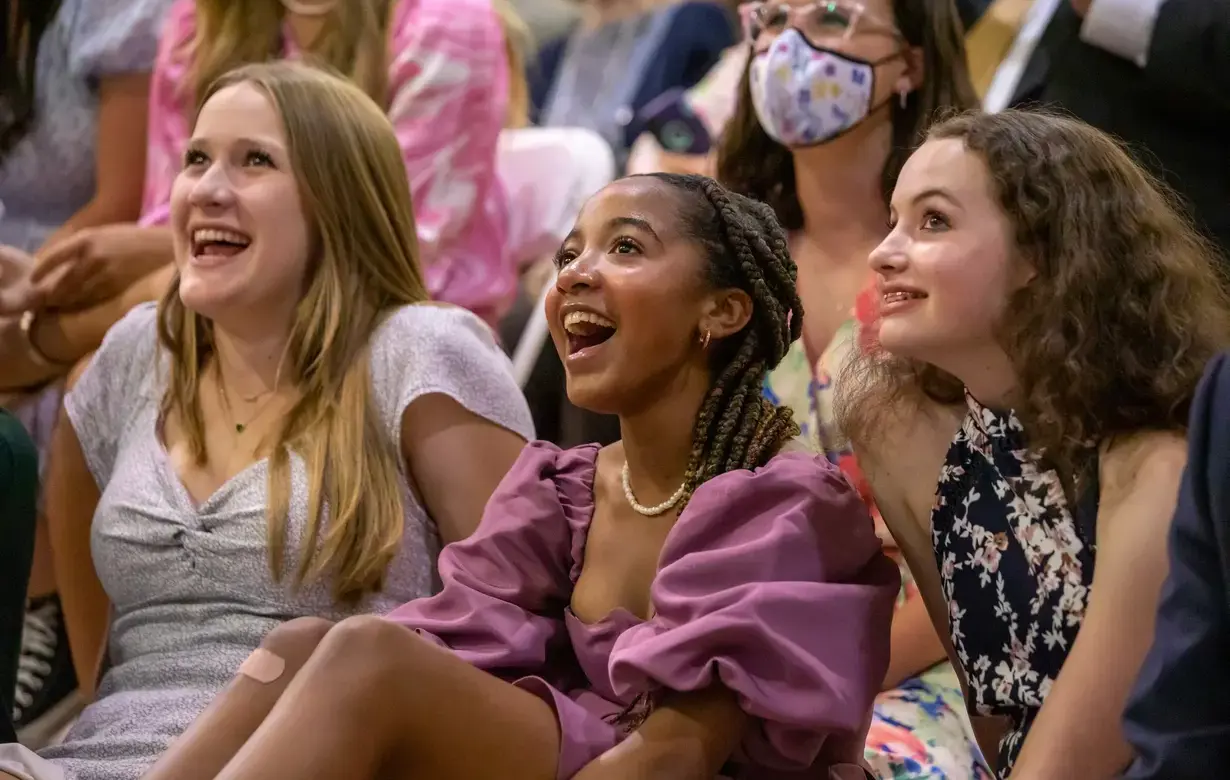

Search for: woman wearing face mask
xmin=839 ymin=109 xmax=1230 ymax=779
xmin=0 ymin=61 xmax=533 ymax=780
xmin=718 ymin=2 xmax=986 ymax=777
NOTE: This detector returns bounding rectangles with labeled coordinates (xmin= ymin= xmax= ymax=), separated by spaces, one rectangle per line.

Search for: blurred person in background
xmin=717 ymin=1 xmax=989 ymax=776
xmin=0 ymin=0 xmax=175 ymax=746
xmin=990 ymin=0 xmax=1229 ymax=262
xmin=531 ymin=0 xmax=736 ymax=173
xmin=1120 ymin=351 xmax=1230 ymax=779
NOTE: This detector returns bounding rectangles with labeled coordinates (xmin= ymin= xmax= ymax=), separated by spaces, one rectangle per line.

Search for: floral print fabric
xmin=932 ymin=394 xmax=1098 ymax=775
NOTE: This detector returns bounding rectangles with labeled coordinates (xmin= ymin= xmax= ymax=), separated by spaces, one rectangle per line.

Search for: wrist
xmin=21 ymin=309 xmax=72 ymax=369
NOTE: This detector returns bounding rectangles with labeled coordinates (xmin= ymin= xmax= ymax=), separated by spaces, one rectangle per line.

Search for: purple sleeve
xmin=607 ymin=453 xmax=899 ymax=770
xmin=385 ymin=441 xmax=587 ymax=676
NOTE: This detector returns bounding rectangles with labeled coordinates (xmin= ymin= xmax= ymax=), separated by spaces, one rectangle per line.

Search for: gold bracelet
xmin=19 ymin=309 xmax=70 ymax=369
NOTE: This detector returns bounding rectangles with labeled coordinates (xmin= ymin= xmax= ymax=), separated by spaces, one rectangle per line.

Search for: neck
xmin=617 ymin=367 xmax=711 ymax=498
xmin=211 ymin=324 xmax=291 ymax=399
xmin=949 ymin=346 xmax=1020 ymax=411
xmin=792 ymin=119 xmax=892 ymax=244
xmin=582 ymin=0 xmax=649 ymax=29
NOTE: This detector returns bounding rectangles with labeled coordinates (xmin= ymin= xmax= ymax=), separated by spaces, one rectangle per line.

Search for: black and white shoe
xmin=12 ymin=595 xmax=81 ymax=748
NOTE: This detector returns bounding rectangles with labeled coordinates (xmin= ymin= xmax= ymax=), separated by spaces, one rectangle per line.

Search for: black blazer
xmin=1121 ymin=352 xmax=1230 ymax=779
xmin=1012 ymin=2 xmax=1230 ymax=262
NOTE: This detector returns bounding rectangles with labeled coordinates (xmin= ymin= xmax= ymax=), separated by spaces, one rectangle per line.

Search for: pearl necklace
xmin=621 ymin=463 xmax=686 ymax=517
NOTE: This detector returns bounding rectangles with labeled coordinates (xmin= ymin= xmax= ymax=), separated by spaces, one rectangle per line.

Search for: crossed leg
xmin=144 ymin=615 xmax=561 ymax=780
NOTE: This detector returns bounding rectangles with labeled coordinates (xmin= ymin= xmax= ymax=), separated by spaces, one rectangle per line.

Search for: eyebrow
xmin=185 ymin=135 xmax=286 ymax=151
xmin=909 ymin=187 xmax=961 ymax=207
xmin=562 ymin=215 xmax=665 ymax=247
xmin=606 ymin=216 xmax=662 ymax=245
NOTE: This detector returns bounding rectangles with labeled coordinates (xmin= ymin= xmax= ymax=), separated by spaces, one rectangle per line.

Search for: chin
xmin=177 ymin=276 xmax=241 ymax=321
xmin=875 ymin=319 xmax=931 ymax=359
xmin=563 ymin=374 xmax=625 ymax=416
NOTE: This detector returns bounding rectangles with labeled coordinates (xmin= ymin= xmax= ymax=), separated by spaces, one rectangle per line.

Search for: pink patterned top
xmin=139 ymin=0 xmax=514 ymax=324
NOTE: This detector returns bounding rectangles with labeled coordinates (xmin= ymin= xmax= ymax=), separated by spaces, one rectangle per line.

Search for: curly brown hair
xmin=716 ymin=0 xmax=977 ymax=229
xmin=839 ymin=109 xmax=1230 ymax=485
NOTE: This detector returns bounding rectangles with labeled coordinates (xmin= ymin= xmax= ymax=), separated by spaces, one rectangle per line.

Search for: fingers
xmin=0 ymin=245 xmax=34 ymax=286
xmin=31 ymin=233 xmax=88 ymax=283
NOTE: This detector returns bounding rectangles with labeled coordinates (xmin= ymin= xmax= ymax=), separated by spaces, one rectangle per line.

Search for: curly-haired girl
xmin=839 ymin=108 xmax=1230 ymax=779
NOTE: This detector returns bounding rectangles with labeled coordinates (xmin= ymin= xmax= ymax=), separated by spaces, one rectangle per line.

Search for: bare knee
xmin=315 ymin=615 xmax=434 ymax=681
xmin=241 ymin=616 xmax=336 ymax=683
xmin=261 ymin=616 xmax=334 ymax=657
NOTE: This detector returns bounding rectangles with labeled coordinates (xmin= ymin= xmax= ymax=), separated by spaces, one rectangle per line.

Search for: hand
xmin=0 ymin=245 xmax=37 ymax=315
xmin=1070 ymin=0 xmax=1092 ymax=15
xmin=31 ymin=224 xmax=161 ymax=311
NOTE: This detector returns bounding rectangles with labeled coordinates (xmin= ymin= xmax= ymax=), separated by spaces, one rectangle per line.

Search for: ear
xmin=896 ymin=45 xmax=925 ymax=95
xmin=699 ymin=287 xmax=754 ymax=342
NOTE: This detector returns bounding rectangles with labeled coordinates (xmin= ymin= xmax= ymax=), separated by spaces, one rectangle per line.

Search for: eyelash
xmin=921 ymin=210 xmax=950 ymax=231
xmin=886 ymin=210 xmax=951 ymax=232
xmin=552 ymin=236 xmax=643 ymax=268
xmin=181 ymin=149 xmax=276 ymax=169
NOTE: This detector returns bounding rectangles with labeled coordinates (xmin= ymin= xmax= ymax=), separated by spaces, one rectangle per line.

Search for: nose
xmin=555 ymin=249 xmax=601 ymax=295
xmin=869 ymin=230 xmax=908 ymax=275
xmin=188 ymin=160 xmax=237 ymax=211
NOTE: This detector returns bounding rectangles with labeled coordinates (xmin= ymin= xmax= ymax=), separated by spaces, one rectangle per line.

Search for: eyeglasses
xmin=738 ymin=0 xmax=901 ymax=43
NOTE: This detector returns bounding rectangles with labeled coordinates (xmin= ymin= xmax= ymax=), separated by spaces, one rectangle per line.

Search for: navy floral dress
xmin=932 ymin=393 xmax=1099 ymax=776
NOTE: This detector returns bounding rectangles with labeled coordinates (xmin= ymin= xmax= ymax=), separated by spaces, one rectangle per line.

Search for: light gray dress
xmin=19 ymin=301 xmax=534 ymax=780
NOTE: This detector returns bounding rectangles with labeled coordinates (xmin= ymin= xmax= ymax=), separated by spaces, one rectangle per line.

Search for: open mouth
xmin=882 ymin=291 xmax=926 ymax=304
xmin=191 ymin=228 xmax=252 ymax=262
xmin=563 ymin=311 xmax=616 ymax=356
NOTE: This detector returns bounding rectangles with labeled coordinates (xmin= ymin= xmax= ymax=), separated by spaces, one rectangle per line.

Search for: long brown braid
xmin=641 ymin=173 xmax=804 ymax=507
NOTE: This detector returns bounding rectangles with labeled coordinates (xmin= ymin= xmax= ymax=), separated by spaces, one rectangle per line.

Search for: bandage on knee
xmin=238 ymin=648 xmax=286 ymax=683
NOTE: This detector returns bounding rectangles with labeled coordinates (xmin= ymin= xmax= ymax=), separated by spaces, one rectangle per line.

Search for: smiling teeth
xmin=563 ymin=311 xmax=616 ymax=334
xmin=883 ymin=291 xmax=923 ymax=303
xmin=193 ymin=228 xmax=250 ymax=246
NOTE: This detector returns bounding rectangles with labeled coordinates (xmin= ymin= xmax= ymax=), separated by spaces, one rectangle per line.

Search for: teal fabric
xmin=0 ymin=409 xmax=38 ymax=742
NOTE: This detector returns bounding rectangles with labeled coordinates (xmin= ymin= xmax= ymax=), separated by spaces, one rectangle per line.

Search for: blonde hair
xmin=188 ymin=0 xmax=393 ymax=108
xmin=158 ymin=61 xmax=430 ymax=603
xmin=493 ymin=0 xmax=531 ymax=128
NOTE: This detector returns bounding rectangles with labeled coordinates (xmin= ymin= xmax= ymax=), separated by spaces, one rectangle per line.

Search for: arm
xmin=37 ymin=73 xmax=151 ymax=253
xmin=1121 ymin=354 xmax=1230 ymax=779
xmin=575 ymin=686 xmax=748 ymax=780
xmin=1075 ymin=0 xmax=1230 ymax=116
xmin=46 ymin=370 xmax=109 ymax=697
xmin=1010 ymin=431 xmax=1187 ymax=779
xmin=0 ymin=264 xmax=174 ymax=392
xmin=384 ymin=441 xmax=581 ymax=674
xmin=399 ymin=392 xmax=527 ymax=545
xmin=883 ymin=593 xmax=948 ymax=690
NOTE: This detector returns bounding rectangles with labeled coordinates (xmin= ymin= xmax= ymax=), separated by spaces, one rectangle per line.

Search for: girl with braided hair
xmin=141 ymin=173 xmax=898 ymax=780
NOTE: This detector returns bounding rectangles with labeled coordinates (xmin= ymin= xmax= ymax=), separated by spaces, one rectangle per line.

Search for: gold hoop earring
xmin=699 ymin=329 xmax=712 ymax=352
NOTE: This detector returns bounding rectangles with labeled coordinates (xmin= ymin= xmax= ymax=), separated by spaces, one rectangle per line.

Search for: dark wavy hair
xmin=716 ymin=0 xmax=977 ymax=229
xmin=839 ymin=109 xmax=1230 ymax=485
xmin=637 ymin=173 xmax=805 ymax=509
xmin=0 ymin=0 xmax=64 ymax=159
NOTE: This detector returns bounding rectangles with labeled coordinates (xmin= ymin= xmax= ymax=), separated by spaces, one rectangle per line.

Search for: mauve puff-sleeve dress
xmin=386 ymin=440 xmax=899 ymax=779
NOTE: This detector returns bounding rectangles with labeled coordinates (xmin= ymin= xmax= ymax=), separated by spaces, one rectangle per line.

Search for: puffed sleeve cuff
xmin=607 ymin=452 xmax=898 ymax=770
xmin=386 ymin=442 xmax=597 ymax=675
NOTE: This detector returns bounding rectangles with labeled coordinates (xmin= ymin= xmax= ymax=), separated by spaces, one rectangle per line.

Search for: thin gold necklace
xmin=215 ymin=366 xmax=278 ymax=435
